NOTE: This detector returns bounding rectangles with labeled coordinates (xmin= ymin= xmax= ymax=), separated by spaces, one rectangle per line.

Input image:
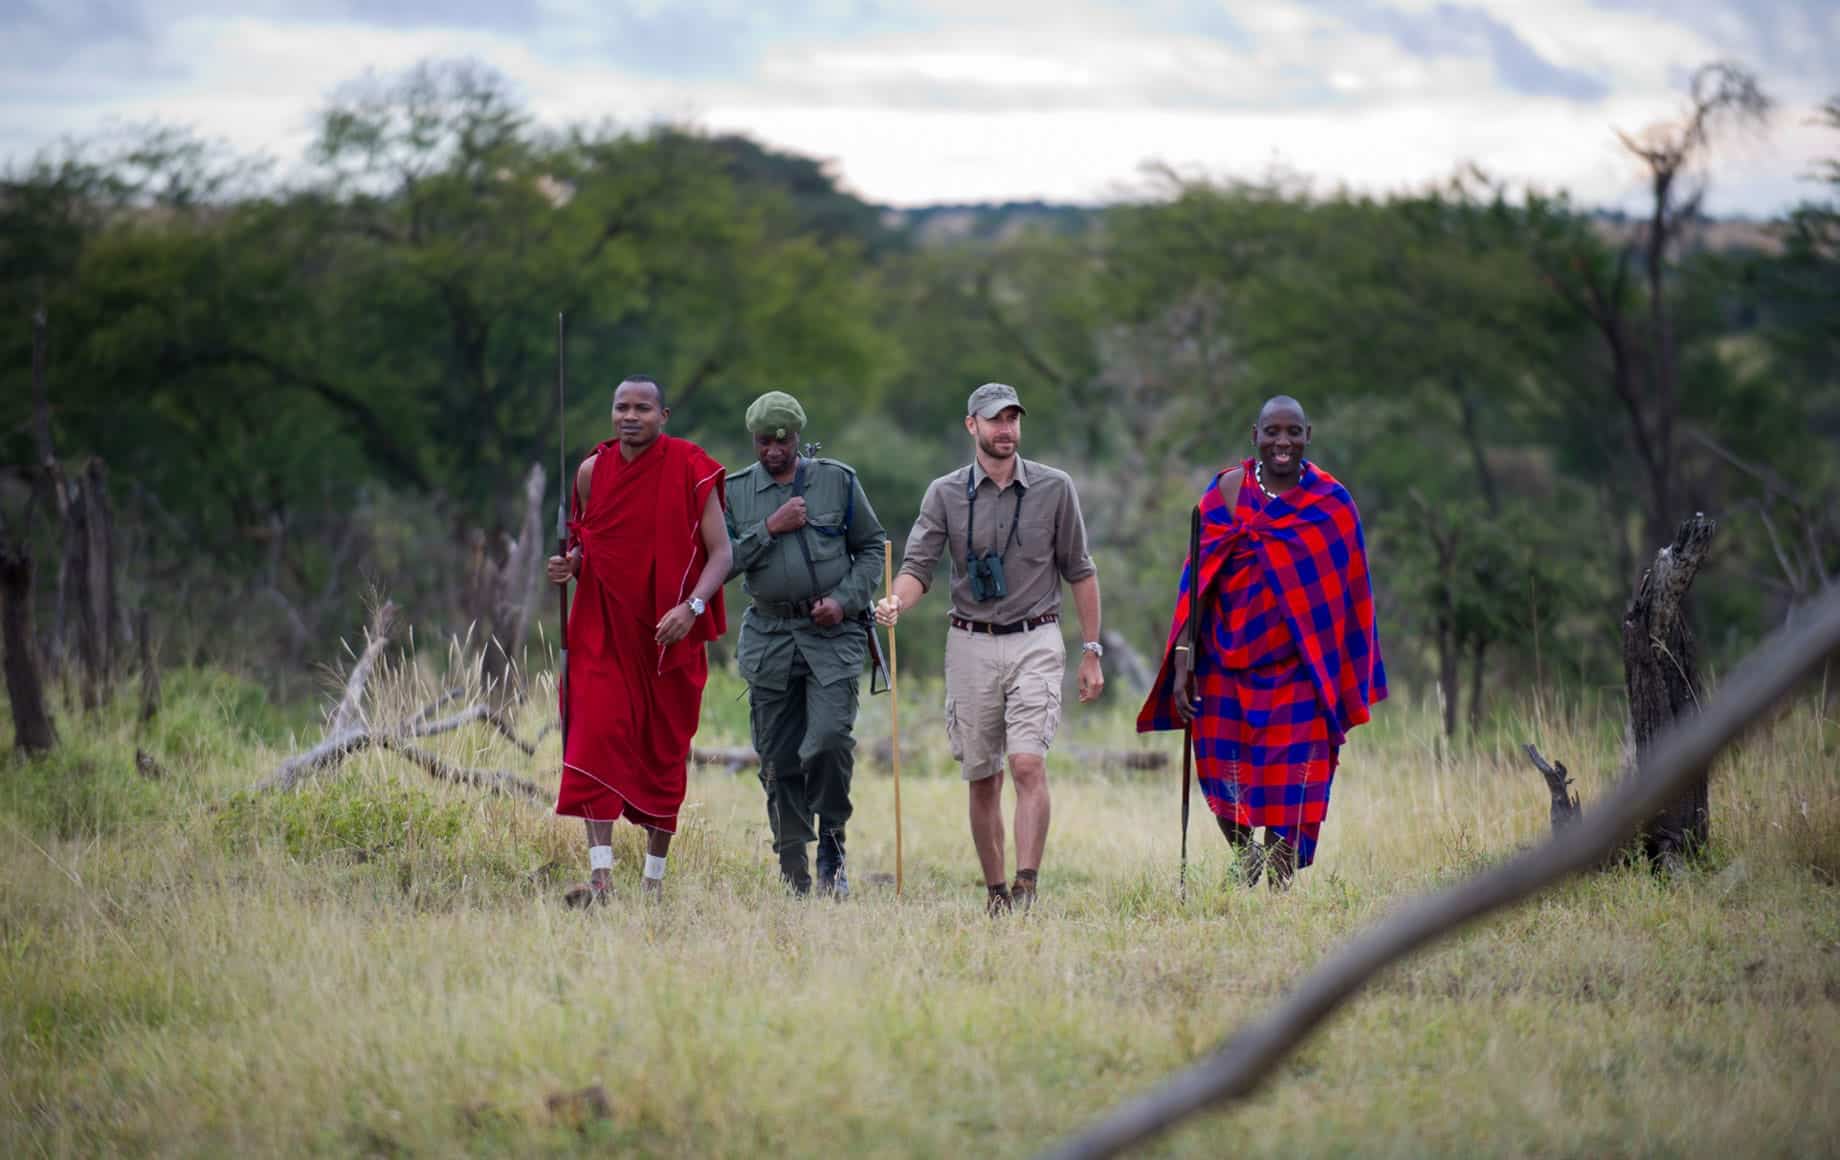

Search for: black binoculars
xmin=967 ymin=549 xmax=1009 ymax=602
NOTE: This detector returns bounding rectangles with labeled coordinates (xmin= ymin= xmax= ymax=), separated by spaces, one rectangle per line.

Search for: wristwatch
xmin=686 ymin=596 xmax=707 ymax=616
xmin=1082 ymin=640 xmax=1104 ymax=658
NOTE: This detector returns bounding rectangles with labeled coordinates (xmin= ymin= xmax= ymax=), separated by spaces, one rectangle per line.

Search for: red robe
xmin=555 ymin=434 xmax=727 ymax=831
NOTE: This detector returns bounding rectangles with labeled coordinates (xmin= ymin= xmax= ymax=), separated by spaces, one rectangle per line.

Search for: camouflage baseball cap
xmin=967 ymin=382 xmax=1026 ymax=418
xmin=745 ymin=390 xmax=807 ymax=438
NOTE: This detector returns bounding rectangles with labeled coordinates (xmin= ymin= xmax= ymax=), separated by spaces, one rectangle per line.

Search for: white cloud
xmin=0 ymin=0 xmax=1829 ymax=215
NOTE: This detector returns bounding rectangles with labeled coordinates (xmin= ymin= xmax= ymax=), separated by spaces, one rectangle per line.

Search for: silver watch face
xmin=688 ymin=597 xmax=705 ymax=614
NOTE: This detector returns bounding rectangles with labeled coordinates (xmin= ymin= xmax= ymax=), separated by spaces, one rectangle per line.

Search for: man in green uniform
xmin=726 ymin=391 xmax=889 ymax=897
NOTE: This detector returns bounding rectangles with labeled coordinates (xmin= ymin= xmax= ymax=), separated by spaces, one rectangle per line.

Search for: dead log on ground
xmin=374 ymin=737 xmax=545 ymax=802
xmin=257 ymin=608 xmax=547 ymax=800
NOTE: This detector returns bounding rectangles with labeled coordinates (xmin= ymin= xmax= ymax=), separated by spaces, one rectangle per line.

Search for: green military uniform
xmin=725 ymin=393 xmax=888 ymax=895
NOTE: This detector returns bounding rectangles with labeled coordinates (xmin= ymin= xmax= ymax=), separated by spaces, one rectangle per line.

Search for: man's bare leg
xmin=586 ymin=820 xmax=615 ymax=887
xmin=565 ymin=819 xmax=618 ymax=908
xmin=1009 ymin=753 xmax=1050 ymax=909
xmin=968 ymin=771 xmax=1008 ymax=910
xmin=641 ymin=826 xmax=673 ymax=897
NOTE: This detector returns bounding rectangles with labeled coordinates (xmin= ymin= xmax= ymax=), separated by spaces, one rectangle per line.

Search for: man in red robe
xmin=547 ymin=375 xmax=732 ymax=904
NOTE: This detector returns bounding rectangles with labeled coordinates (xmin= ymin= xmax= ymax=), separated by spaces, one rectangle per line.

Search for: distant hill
xmin=878 ymin=201 xmax=1099 ymax=246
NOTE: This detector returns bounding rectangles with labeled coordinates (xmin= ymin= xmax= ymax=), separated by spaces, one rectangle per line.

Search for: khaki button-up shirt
xmin=898 ymin=456 xmax=1095 ymax=624
xmin=725 ymin=457 xmax=888 ymax=689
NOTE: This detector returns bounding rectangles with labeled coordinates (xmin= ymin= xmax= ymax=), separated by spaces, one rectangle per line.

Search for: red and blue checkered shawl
xmin=1136 ymin=459 xmax=1386 ymax=745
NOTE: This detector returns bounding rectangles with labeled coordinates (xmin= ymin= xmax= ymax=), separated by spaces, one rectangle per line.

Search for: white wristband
xmin=643 ymin=854 xmax=667 ymax=880
xmin=588 ymin=845 xmax=614 ymax=871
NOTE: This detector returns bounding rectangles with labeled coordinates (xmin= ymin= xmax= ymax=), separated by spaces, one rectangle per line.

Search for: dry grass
xmin=2 ymin=655 xmax=1837 ymax=1158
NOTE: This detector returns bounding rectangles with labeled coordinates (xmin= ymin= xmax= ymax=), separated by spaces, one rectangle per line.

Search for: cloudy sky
xmin=4 ymin=0 xmax=1835 ymax=214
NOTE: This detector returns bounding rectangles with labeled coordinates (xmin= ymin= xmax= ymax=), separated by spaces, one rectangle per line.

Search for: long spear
xmin=1180 ymin=503 xmax=1200 ymax=900
xmin=884 ymin=553 xmax=903 ymax=896
xmin=556 ymin=313 xmax=570 ymax=769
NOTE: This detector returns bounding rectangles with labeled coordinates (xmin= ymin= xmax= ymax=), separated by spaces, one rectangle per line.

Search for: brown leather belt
xmin=949 ymin=612 xmax=1058 ymax=636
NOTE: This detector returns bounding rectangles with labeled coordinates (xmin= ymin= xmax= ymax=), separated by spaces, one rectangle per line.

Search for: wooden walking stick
xmin=884 ymin=552 xmax=903 ymax=897
xmin=556 ymin=313 xmax=571 ymax=769
xmin=1180 ymin=503 xmax=1201 ymax=900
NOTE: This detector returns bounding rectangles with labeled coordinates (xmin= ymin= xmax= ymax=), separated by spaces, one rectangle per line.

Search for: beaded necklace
xmin=1255 ymin=459 xmax=1290 ymax=501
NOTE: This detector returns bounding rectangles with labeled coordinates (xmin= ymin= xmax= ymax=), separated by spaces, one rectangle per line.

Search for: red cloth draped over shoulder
xmin=555 ymin=434 xmax=727 ymax=830
xmin=1136 ymin=458 xmax=1386 ymax=746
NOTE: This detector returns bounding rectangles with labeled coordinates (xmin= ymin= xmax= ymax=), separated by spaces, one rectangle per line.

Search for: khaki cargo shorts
xmin=943 ymin=622 xmax=1066 ymax=781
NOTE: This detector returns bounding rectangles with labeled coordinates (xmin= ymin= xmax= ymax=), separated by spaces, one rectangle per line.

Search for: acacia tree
xmin=1536 ymin=62 xmax=1772 ymax=554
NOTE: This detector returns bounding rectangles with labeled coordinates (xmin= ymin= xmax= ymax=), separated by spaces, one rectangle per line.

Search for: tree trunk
xmin=1467 ymin=636 xmax=1487 ymax=735
xmin=69 ymin=458 xmax=118 ymax=711
xmin=137 ymin=606 xmax=161 ymax=725
xmin=1 ymin=540 xmax=58 ymax=755
xmin=31 ymin=305 xmax=71 ymax=680
xmin=1624 ymin=513 xmax=1717 ymax=867
xmin=1437 ymin=609 xmax=1459 ymax=740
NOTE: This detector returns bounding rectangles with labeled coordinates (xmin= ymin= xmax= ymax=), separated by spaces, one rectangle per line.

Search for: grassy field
xmin=3 ymin=658 xmax=1838 ymax=1158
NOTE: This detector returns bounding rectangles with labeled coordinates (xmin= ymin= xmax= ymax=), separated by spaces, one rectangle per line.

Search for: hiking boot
xmin=816 ymin=832 xmax=848 ymax=900
xmin=779 ymin=847 xmax=812 ymax=896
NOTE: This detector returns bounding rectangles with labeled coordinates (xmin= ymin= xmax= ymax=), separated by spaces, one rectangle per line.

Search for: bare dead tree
xmin=30 ymin=305 xmax=71 ymax=679
xmin=1625 ymin=513 xmax=1717 ymax=867
xmin=69 ymin=458 xmax=119 ymax=711
xmin=1538 ymin=63 xmax=1771 ymax=553
xmin=1040 ymin=583 xmax=1840 ymax=1160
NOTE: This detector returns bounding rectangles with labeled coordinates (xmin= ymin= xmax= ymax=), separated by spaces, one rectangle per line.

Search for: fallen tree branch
xmin=374 ymin=736 xmax=546 ymax=802
xmin=260 ymin=726 xmax=374 ymax=792
xmin=327 ymin=601 xmax=396 ymax=735
xmin=406 ymin=687 xmax=465 ymax=727
xmin=1039 ymin=583 xmax=1840 ymax=1160
xmin=398 ymin=703 xmax=539 ymax=756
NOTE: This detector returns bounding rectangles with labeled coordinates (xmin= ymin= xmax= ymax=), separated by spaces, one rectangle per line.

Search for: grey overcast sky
xmin=4 ymin=0 xmax=1835 ymax=214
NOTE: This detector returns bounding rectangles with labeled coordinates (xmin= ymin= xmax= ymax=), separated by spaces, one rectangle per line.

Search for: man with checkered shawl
xmin=1137 ymin=396 xmax=1387 ymax=887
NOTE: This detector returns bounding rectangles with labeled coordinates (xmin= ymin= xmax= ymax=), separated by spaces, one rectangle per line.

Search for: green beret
xmin=745 ymin=391 xmax=806 ymax=438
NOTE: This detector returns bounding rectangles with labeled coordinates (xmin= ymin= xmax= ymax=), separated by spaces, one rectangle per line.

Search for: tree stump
xmin=1624 ymin=513 xmax=1717 ymax=868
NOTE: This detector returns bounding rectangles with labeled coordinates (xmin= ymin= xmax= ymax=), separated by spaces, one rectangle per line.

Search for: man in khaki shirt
xmin=875 ymin=382 xmax=1105 ymax=914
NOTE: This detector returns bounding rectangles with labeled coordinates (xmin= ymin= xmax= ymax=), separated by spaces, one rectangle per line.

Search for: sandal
xmin=563 ymin=879 xmax=612 ymax=909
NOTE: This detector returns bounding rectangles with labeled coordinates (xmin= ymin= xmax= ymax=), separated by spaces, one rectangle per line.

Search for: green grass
xmin=2 ymin=656 xmax=1837 ymax=1157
